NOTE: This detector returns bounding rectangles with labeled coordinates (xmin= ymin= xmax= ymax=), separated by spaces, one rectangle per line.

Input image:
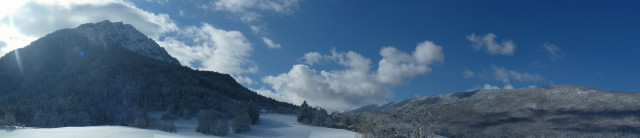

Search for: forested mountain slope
xmin=0 ymin=21 xmax=297 ymax=129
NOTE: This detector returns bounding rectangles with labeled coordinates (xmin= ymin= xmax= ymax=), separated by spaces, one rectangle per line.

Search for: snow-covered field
xmin=0 ymin=114 xmax=361 ymax=138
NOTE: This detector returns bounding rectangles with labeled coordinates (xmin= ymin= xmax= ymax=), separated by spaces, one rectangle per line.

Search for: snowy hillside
xmin=0 ymin=114 xmax=361 ymax=138
xmin=76 ymin=20 xmax=180 ymax=65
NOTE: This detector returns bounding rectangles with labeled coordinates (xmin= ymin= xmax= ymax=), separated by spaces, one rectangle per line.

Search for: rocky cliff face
xmin=74 ymin=20 xmax=180 ymax=65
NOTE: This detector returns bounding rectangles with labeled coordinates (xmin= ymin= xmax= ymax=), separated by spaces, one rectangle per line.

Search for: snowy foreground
xmin=0 ymin=114 xmax=361 ymax=138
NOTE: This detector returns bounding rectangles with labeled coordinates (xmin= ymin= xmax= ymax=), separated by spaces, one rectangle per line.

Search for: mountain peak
xmin=74 ymin=20 xmax=180 ymax=65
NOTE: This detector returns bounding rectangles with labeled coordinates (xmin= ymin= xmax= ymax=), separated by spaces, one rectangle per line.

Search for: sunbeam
xmin=14 ymin=48 xmax=23 ymax=74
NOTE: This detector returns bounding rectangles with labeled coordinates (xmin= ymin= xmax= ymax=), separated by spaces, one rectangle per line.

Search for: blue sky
xmin=0 ymin=0 xmax=638 ymax=111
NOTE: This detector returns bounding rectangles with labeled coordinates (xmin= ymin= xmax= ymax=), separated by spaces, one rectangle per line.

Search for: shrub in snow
xmin=147 ymin=118 xmax=176 ymax=133
xmin=244 ymin=101 xmax=260 ymax=124
xmin=197 ymin=110 xmax=229 ymax=136
xmin=232 ymin=111 xmax=252 ymax=133
xmin=0 ymin=113 xmax=16 ymax=126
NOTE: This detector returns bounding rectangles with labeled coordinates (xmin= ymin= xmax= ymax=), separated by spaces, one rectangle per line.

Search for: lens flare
xmin=14 ymin=48 xmax=23 ymax=74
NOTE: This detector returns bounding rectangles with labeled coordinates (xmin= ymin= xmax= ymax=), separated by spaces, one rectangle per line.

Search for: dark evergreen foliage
xmin=196 ymin=110 xmax=228 ymax=136
xmin=244 ymin=101 xmax=260 ymax=124
xmin=296 ymin=101 xmax=313 ymax=124
xmin=232 ymin=111 xmax=252 ymax=133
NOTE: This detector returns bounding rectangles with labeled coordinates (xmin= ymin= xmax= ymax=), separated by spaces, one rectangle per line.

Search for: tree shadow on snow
xmin=0 ymin=126 xmax=18 ymax=132
xmin=240 ymin=116 xmax=294 ymax=137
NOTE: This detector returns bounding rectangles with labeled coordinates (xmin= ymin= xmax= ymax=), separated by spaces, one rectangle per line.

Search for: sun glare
xmin=0 ymin=1 xmax=35 ymax=57
xmin=0 ymin=1 xmax=28 ymax=20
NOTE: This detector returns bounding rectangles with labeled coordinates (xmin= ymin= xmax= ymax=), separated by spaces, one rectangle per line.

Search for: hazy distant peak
xmin=75 ymin=20 xmax=180 ymax=65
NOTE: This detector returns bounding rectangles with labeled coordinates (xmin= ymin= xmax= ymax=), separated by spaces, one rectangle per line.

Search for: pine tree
xmin=297 ymin=100 xmax=312 ymax=123
xmin=197 ymin=110 xmax=228 ymax=136
xmin=232 ymin=111 xmax=251 ymax=133
xmin=245 ymin=101 xmax=260 ymax=124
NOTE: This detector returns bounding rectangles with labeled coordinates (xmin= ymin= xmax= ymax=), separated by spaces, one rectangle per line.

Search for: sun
xmin=0 ymin=1 xmax=28 ymax=20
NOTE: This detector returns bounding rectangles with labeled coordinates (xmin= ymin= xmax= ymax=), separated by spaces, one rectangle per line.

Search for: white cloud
xmin=483 ymin=83 xmax=513 ymax=90
xmin=492 ymin=65 xmax=544 ymax=84
xmin=543 ymin=43 xmax=563 ymax=61
xmin=376 ymin=41 xmax=444 ymax=85
xmin=504 ymin=84 xmax=514 ymax=89
xmin=250 ymin=25 xmax=265 ymax=34
xmin=413 ymin=41 xmax=445 ymax=65
xmin=471 ymin=66 xmax=543 ymax=91
xmin=234 ymin=75 xmax=255 ymax=85
xmin=263 ymin=64 xmax=390 ymax=111
xmin=262 ymin=40 xmax=444 ymax=111
xmin=147 ymin=0 xmax=169 ymax=5
xmin=463 ymin=69 xmax=475 ymax=78
xmin=253 ymin=88 xmax=288 ymax=103
xmin=483 ymin=83 xmax=500 ymax=89
xmin=159 ymin=23 xmax=256 ymax=75
xmin=208 ymin=0 xmax=301 ymax=22
xmin=466 ymin=33 xmax=515 ymax=55
xmin=261 ymin=37 xmax=281 ymax=48
xmin=301 ymin=52 xmax=322 ymax=65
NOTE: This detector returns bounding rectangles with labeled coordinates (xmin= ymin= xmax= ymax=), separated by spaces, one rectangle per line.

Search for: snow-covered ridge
xmin=75 ymin=20 xmax=180 ymax=65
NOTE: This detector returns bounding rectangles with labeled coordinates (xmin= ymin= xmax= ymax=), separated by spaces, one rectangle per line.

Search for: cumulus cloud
xmin=261 ymin=37 xmax=281 ymax=48
xmin=483 ymin=83 xmax=500 ymax=89
xmin=159 ymin=23 xmax=256 ymax=75
xmin=301 ymin=52 xmax=322 ymax=65
xmin=376 ymin=41 xmax=444 ymax=85
xmin=492 ymin=65 xmax=544 ymax=84
xmin=262 ymin=40 xmax=444 ymax=111
xmin=542 ymin=43 xmax=563 ymax=61
xmin=504 ymin=84 xmax=514 ymax=89
xmin=263 ymin=64 xmax=390 ymax=111
xmin=234 ymin=75 xmax=256 ymax=85
xmin=483 ymin=83 xmax=513 ymax=90
xmin=253 ymin=88 xmax=288 ymax=102
xmin=463 ymin=69 xmax=475 ymax=78
xmin=466 ymin=33 xmax=515 ymax=55
xmin=206 ymin=0 xmax=301 ymax=22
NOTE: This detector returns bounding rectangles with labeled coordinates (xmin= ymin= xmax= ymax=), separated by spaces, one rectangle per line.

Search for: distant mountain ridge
xmin=0 ymin=21 xmax=297 ymax=129
xmin=354 ymin=85 xmax=640 ymax=137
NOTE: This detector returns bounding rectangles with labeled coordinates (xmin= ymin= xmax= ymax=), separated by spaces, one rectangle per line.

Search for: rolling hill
xmin=355 ymin=85 xmax=640 ymax=137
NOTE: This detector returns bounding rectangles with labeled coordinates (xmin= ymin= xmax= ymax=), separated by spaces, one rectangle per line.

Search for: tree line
xmin=295 ymin=100 xmax=438 ymax=138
